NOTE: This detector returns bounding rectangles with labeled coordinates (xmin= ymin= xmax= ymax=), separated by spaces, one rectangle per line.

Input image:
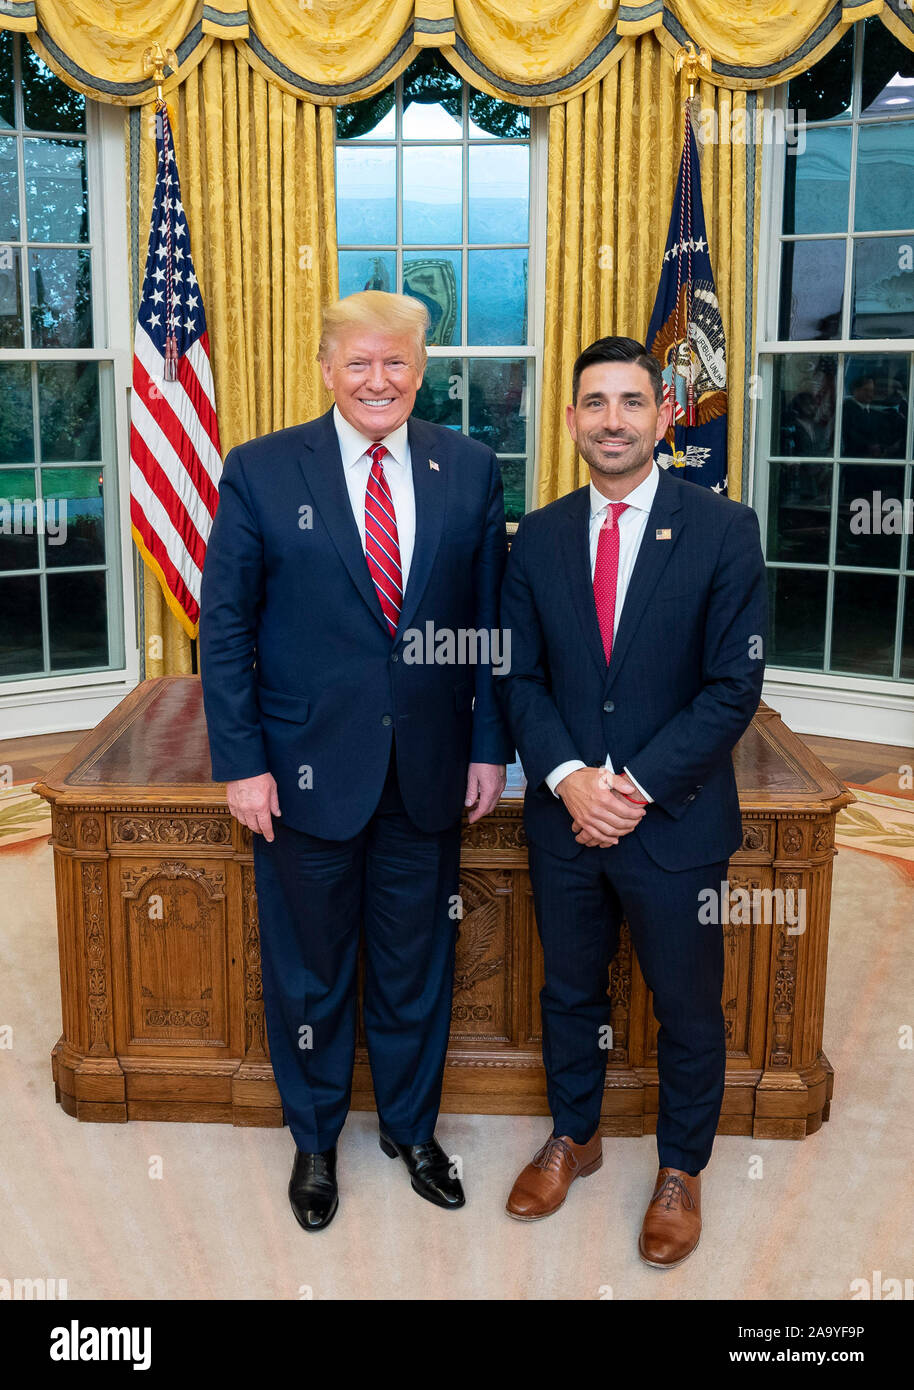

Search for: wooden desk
xmin=36 ymin=677 xmax=852 ymax=1139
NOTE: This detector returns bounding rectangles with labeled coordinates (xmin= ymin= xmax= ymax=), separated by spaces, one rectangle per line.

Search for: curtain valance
xmin=3 ymin=1 xmax=914 ymax=105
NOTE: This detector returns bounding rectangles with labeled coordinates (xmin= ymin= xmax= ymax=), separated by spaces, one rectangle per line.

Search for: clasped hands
xmin=556 ymin=766 xmax=647 ymax=847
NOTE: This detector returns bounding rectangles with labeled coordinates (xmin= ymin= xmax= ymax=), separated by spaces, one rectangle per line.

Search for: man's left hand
xmin=465 ymin=762 xmax=507 ymax=823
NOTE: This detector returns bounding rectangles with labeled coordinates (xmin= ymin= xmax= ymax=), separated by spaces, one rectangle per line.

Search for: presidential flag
xmin=130 ymin=101 xmax=222 ymax=638
xmin=646 ymin=107 xmax=728 ymax=493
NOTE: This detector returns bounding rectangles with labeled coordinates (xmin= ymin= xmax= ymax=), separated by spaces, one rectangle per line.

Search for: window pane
xmin=42 ymin=465 xmax=105 ymax=567
xmin=782 ymin=127 xmax=850 ymax=236
xmin=0 ymin=362 xmax=33 ymax=461
xmin=767 ymin=567 xmax=827 ymax=669
xmin=0 ymin=32 xmax=13 ymax=130
xmin=0 ymin=135 xmax=19 ymax=239
xmin=498 ymin=456 xmax=526 ymax=525
xmin=0 ymin=574 xmax=42 ymax=676
xmin=29 ymin=248 xmax=93 ymax=347
xmin=831 ymin=571 xmax=898 ymax=676
xmin=467 ymin=249 xmax=527 ymax=344
xmin=402 ymin=53 xmax=462 ymax=140
xmin=0 ymin=469 xmax=39 ymax=571
xmin=852 ymin=238 xmax=914 ymax=339
xmin=337 ymin=250 xmax=395 ymax=297
xmin=335 ymin=88 xmax=395 ymax=141
xmin=335 ymin=146 xmax=396 ymax=245
xmin=414 ymin=357 xmax=462 ymax=428
xmin=855 ymin=123 xmax=914 ymax=232
xmin=403 ymin=146 xmax=462 ymax=244
xmin=787 ymin=28 xmax=853 ymax=123
xmin=468 ymin=358 xmax=528 ymax=453
xmin=861 ymin=17 xmax=914 ymax=118
xmin=22 ymin=45 xmax=85 ymax=133
xmin=902 ymin=577 xmax=914 ymax=680
xmin=469 ymin=93 xmax=529 ymax=139
xmin=772 ymin=355 xmax=837 ymax=457
xmin=24 ymin=137 xmax=88 ymax=242
xmin=0 ymin=248 xmax=24 ymax=347
xmin=36 ymin=360 xmax=100 ymax=461
xmin=840 ymin=355 xmax=909 ymax=458
xmin=836 ymin=463 xmax=906 ymax=569
xmin=469 ymin=145 xmax=529 ymax=243
xmin=403 ymin=250 xmax=461 ymax=345
xmin=779 ymin=240 xmax=845 ymax=340
xmin=48 ymin=568 xmax=108 ymax=670
xmin=766 ymin=460 xmax=832 ymax=564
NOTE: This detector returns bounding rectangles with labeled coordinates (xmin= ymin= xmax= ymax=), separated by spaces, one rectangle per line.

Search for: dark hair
xmin=572 ymin=336 xmax=664 ymax=407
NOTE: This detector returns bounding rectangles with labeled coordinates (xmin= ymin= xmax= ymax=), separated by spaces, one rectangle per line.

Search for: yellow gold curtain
xmin=537 ymin=34 xmax=761 ymax=505
xmin=127 ymin=43 xmax=338 ymax=674
xmin=4 ymin=2 xmax=912 ymax=105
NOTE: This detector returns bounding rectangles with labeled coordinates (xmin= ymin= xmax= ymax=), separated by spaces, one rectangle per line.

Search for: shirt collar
xmin=333 ymin=403 xmax=409 ymax=470
xmin=590 ymin=460 xmax=660 ymax=519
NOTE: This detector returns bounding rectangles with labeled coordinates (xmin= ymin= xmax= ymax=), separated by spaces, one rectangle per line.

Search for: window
xmin=0 ymin=31 xmax=134 ymax=698
xmin=334 ymin=50 xmax=544 ymax=525
xmin=754 ymin=19 xmax=914 ymax=690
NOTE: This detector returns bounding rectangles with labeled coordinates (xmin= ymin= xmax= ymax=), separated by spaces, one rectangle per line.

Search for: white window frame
xmin=751 ymin=51 xmax=914 ymax=747
xmin=334 ymin=71 xmax=547 ymax=524
xmin=0 ymin=93 xmax=139 ymax=738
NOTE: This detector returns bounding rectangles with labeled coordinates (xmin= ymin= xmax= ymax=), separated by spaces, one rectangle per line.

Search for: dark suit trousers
xmin=528 ymin=828 xmax=728 ymax=1174
xmin=252 ymin=745 xmax=462 ymax=1151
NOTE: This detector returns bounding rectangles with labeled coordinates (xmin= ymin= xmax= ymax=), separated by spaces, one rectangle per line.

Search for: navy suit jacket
xmin=494 ymin=468 xmax=768 ymax=871
xmin=199 ymin=408 xmax=514 ymax=839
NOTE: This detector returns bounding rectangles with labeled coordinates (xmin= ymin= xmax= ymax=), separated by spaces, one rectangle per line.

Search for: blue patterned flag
xmin=646 ymin=110 xmax=728 ymax=493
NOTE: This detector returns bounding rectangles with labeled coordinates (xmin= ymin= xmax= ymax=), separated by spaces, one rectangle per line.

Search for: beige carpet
xmin=1 ymin=831 xmax=912 ymax=1301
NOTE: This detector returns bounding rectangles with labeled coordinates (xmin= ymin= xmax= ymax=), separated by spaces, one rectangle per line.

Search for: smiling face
xmin=566 ymin=360 xmax=672 ymax=497
xmin=320 ymin=328 xmax=424 ymax=439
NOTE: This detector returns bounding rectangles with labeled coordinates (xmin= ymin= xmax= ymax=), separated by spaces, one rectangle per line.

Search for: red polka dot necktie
xmin=593 ymin=501 xmax=628 ymax=664
xmin=364 ymin=443 xmax=402 ymax=636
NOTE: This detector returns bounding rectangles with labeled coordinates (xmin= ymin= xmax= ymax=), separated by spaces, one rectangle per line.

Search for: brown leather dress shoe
xmin=638 ymin=1167 xmax=701 ymax=1268
xmin=505 ymin=1132 xmax=602 ymax=1220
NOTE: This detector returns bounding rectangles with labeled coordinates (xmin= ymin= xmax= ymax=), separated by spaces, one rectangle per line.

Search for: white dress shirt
xmin=333 ymin=403 xmax=416 ymax=588
xmin=546 ymin=461 xmax=660 ymax=804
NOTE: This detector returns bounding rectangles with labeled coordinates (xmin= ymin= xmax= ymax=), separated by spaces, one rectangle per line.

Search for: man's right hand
xmin=226 ymin=772 xmax=281 ymax=842
xmin=555 ymin=767 xmax=646 ymax=848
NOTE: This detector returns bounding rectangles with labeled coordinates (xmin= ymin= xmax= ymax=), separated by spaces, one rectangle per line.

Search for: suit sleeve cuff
xmin=546 ymin=760 xmax=587 ymax=798
xmin=622 ymin=765 xmax=653 ymax=804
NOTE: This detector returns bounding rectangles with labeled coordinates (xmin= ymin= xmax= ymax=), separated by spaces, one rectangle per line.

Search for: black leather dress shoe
xmin=288 ymin=1146 xmax=338 ymax=1231
xmin=379 ymin=1130 xmax=465 ymax=1209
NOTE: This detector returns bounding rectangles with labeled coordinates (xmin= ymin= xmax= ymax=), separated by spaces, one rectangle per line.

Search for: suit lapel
xmin=296 ymin=408 xmax=390 ymax=638
xmin=604 ymin=466 xmax=684 ymax=692
xmin=395 ymin=415 xmax=446 ymax=638
xmin=560 ymin=486 xmax=608 ymax=680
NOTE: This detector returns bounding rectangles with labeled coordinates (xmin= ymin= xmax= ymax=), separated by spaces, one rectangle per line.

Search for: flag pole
xmin=673 ymin=42 xmax=712 ymax=428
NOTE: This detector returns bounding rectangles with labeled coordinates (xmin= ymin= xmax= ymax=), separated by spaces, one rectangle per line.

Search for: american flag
xmin=130 ymin=101 xmax=222 ymax=638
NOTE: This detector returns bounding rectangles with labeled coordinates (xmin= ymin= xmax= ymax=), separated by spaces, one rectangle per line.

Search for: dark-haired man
xmin=495 ymin=337 xmax=767 ymax=1266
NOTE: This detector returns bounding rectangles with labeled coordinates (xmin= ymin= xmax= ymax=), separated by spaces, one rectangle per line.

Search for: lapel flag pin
xmin=429 ymin=459 xmax=440 ymax=471
xmin=656 ymin=528 xmax=672 ymax=540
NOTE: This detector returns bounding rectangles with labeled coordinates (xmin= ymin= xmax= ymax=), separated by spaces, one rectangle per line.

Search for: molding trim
xmin=763 ymin=678 xmax=914 ymax=746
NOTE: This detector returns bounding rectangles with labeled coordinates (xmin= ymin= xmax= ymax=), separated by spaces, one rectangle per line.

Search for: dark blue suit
xmin=495 ymin=467 xmax=767 ymax=1170
xmin=200 ymin=408 xmax=512 ymax=1150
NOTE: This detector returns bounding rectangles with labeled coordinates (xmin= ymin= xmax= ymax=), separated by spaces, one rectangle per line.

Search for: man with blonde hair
xmin=200 ymin=291 xmax=512 ymax=1230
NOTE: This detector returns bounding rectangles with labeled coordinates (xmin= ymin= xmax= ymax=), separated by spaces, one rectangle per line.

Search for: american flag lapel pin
xmin=656 ymin=527 xmax=672 ymax=540
xmin=429 ymin=459 xmax=440 ymax=471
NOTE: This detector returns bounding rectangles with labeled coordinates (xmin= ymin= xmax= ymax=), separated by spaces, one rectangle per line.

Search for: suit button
xmin=603 ymin=700 xmax=614 ymax=713
xmin=381 ymin=714 xmax=392 ymax=726
xmin=390 ymin=652 xmax=399 ymax=663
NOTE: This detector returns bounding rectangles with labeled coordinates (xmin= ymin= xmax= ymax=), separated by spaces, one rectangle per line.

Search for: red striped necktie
xmin=364 ymin=443 xmax=403 ymax=636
